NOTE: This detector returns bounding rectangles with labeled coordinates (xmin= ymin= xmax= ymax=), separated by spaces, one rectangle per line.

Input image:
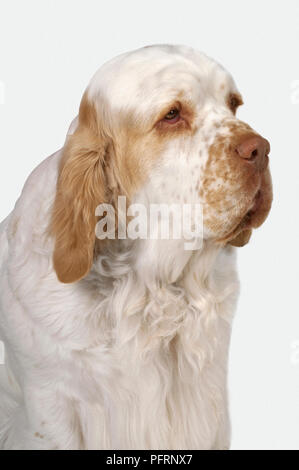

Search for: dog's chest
xmin=84 ymin=303 xmax=232 ymax=449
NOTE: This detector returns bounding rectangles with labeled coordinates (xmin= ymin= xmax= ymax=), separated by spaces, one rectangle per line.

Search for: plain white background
xmin=0 ymin=0 xmax=298 ymax=450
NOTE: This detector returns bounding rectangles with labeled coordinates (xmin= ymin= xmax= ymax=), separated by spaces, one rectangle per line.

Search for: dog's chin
xmin=228 ymin=228 xmax=253 ymax=247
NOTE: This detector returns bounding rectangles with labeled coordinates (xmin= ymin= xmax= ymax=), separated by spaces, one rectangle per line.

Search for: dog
xmin=0 ymin=45 xmax=272 ymax=449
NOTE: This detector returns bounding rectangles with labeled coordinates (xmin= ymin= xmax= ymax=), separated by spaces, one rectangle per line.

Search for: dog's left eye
xmin=230 ymin=96 xmax=239 ymax=110
xmin=163 ymin=108 xmax=180 ymax=123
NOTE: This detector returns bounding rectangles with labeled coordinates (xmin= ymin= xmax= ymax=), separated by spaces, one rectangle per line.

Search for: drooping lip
xmin=236 ymin=190 xmax=263 ymax=228
xmin=218 ymin=189 xmax=265 ymax=243
xmin=216 ymin=166 xmax=272 ymax=245
xmin=246 ymin=189 xmax=263 ymax=217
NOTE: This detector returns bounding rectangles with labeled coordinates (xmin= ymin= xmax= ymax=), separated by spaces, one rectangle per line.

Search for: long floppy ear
xmin=50 ymin=94 xmax=108 ymax=283
xmin=228 ymin=228 xmax=252 ymax=247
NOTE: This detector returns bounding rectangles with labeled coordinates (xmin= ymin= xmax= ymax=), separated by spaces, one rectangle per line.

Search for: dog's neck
xmin=91 ymin=238 xmax=239 ymax=323
xmin=87 ymin=238 xmax=239 ymax=380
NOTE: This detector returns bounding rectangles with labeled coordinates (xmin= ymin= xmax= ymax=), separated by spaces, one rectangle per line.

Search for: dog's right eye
xmin=163 ymin=108 xmax=181 ymax=123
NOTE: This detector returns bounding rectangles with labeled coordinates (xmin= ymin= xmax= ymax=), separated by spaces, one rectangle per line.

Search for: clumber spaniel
xmin=0 ymin=45 xmax=272 ymax=450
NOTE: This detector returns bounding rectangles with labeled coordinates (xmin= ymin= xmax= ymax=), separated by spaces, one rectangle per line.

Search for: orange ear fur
xmin=50 ymin=96 xmax=108 ymax=283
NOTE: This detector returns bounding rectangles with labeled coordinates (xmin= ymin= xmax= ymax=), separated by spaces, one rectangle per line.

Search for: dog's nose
xmin=235 ymin=135 xmax=270 ymax=171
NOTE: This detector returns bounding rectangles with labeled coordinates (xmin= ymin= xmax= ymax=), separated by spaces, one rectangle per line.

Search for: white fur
xmin=0 ymin=45 xmax=244 ymax=450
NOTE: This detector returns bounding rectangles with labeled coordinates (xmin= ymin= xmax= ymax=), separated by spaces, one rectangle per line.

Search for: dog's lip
xmin=237 ymin=189 xmax=264 ymax=230
xmin=246 ymin=189 xmax=263 ymax=217
xmin=218 ymin=189 xmax=264 ymax=243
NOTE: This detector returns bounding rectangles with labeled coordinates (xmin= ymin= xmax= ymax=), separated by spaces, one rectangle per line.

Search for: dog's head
xmin=51 ymin=45 xmax=272 ymax=283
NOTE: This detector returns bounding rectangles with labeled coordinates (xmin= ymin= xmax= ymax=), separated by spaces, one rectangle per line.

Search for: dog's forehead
xmin=87 ymin=45 xmax=237 ymax=111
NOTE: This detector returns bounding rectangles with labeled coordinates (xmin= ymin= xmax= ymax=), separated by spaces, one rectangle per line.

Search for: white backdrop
xmin=0 ymin=0 xmax=298 ymax=450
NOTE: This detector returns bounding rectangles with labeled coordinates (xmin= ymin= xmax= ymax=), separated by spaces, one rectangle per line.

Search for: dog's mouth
xmin=228 ymin=190 xmax=263 ymax=235
xmin=242 ymin=189 xmax=263 ymax=224
xmin=220 ymin=170 xmax=273 ymax=246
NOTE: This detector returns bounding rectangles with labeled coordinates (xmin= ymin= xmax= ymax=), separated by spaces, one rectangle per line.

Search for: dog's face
xmin=51 ymin=45 xmax=272 ymax=283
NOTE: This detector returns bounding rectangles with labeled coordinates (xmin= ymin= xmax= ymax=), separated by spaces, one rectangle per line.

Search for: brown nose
xmin=236 ymin=135 xmax=270 ymax=171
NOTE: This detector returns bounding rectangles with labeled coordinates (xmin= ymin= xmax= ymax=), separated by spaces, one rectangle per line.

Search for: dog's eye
xmin=230 ymin=96 xmax=239 ymax=110
xmin=228 ymin=93 xmax=243 ymax=113
xmin=163 ymin=108 xmax=180 ymax=123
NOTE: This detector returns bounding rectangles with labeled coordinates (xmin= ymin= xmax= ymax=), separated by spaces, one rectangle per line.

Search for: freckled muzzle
xmin=200 ymin=119 xmax=273 ymax=246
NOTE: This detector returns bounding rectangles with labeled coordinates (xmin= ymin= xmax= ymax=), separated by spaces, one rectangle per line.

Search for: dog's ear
xmin=50 ymin=94 xmax=108 ymax=283
xmin=228 ymin=229 xmax=252 ymax=247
